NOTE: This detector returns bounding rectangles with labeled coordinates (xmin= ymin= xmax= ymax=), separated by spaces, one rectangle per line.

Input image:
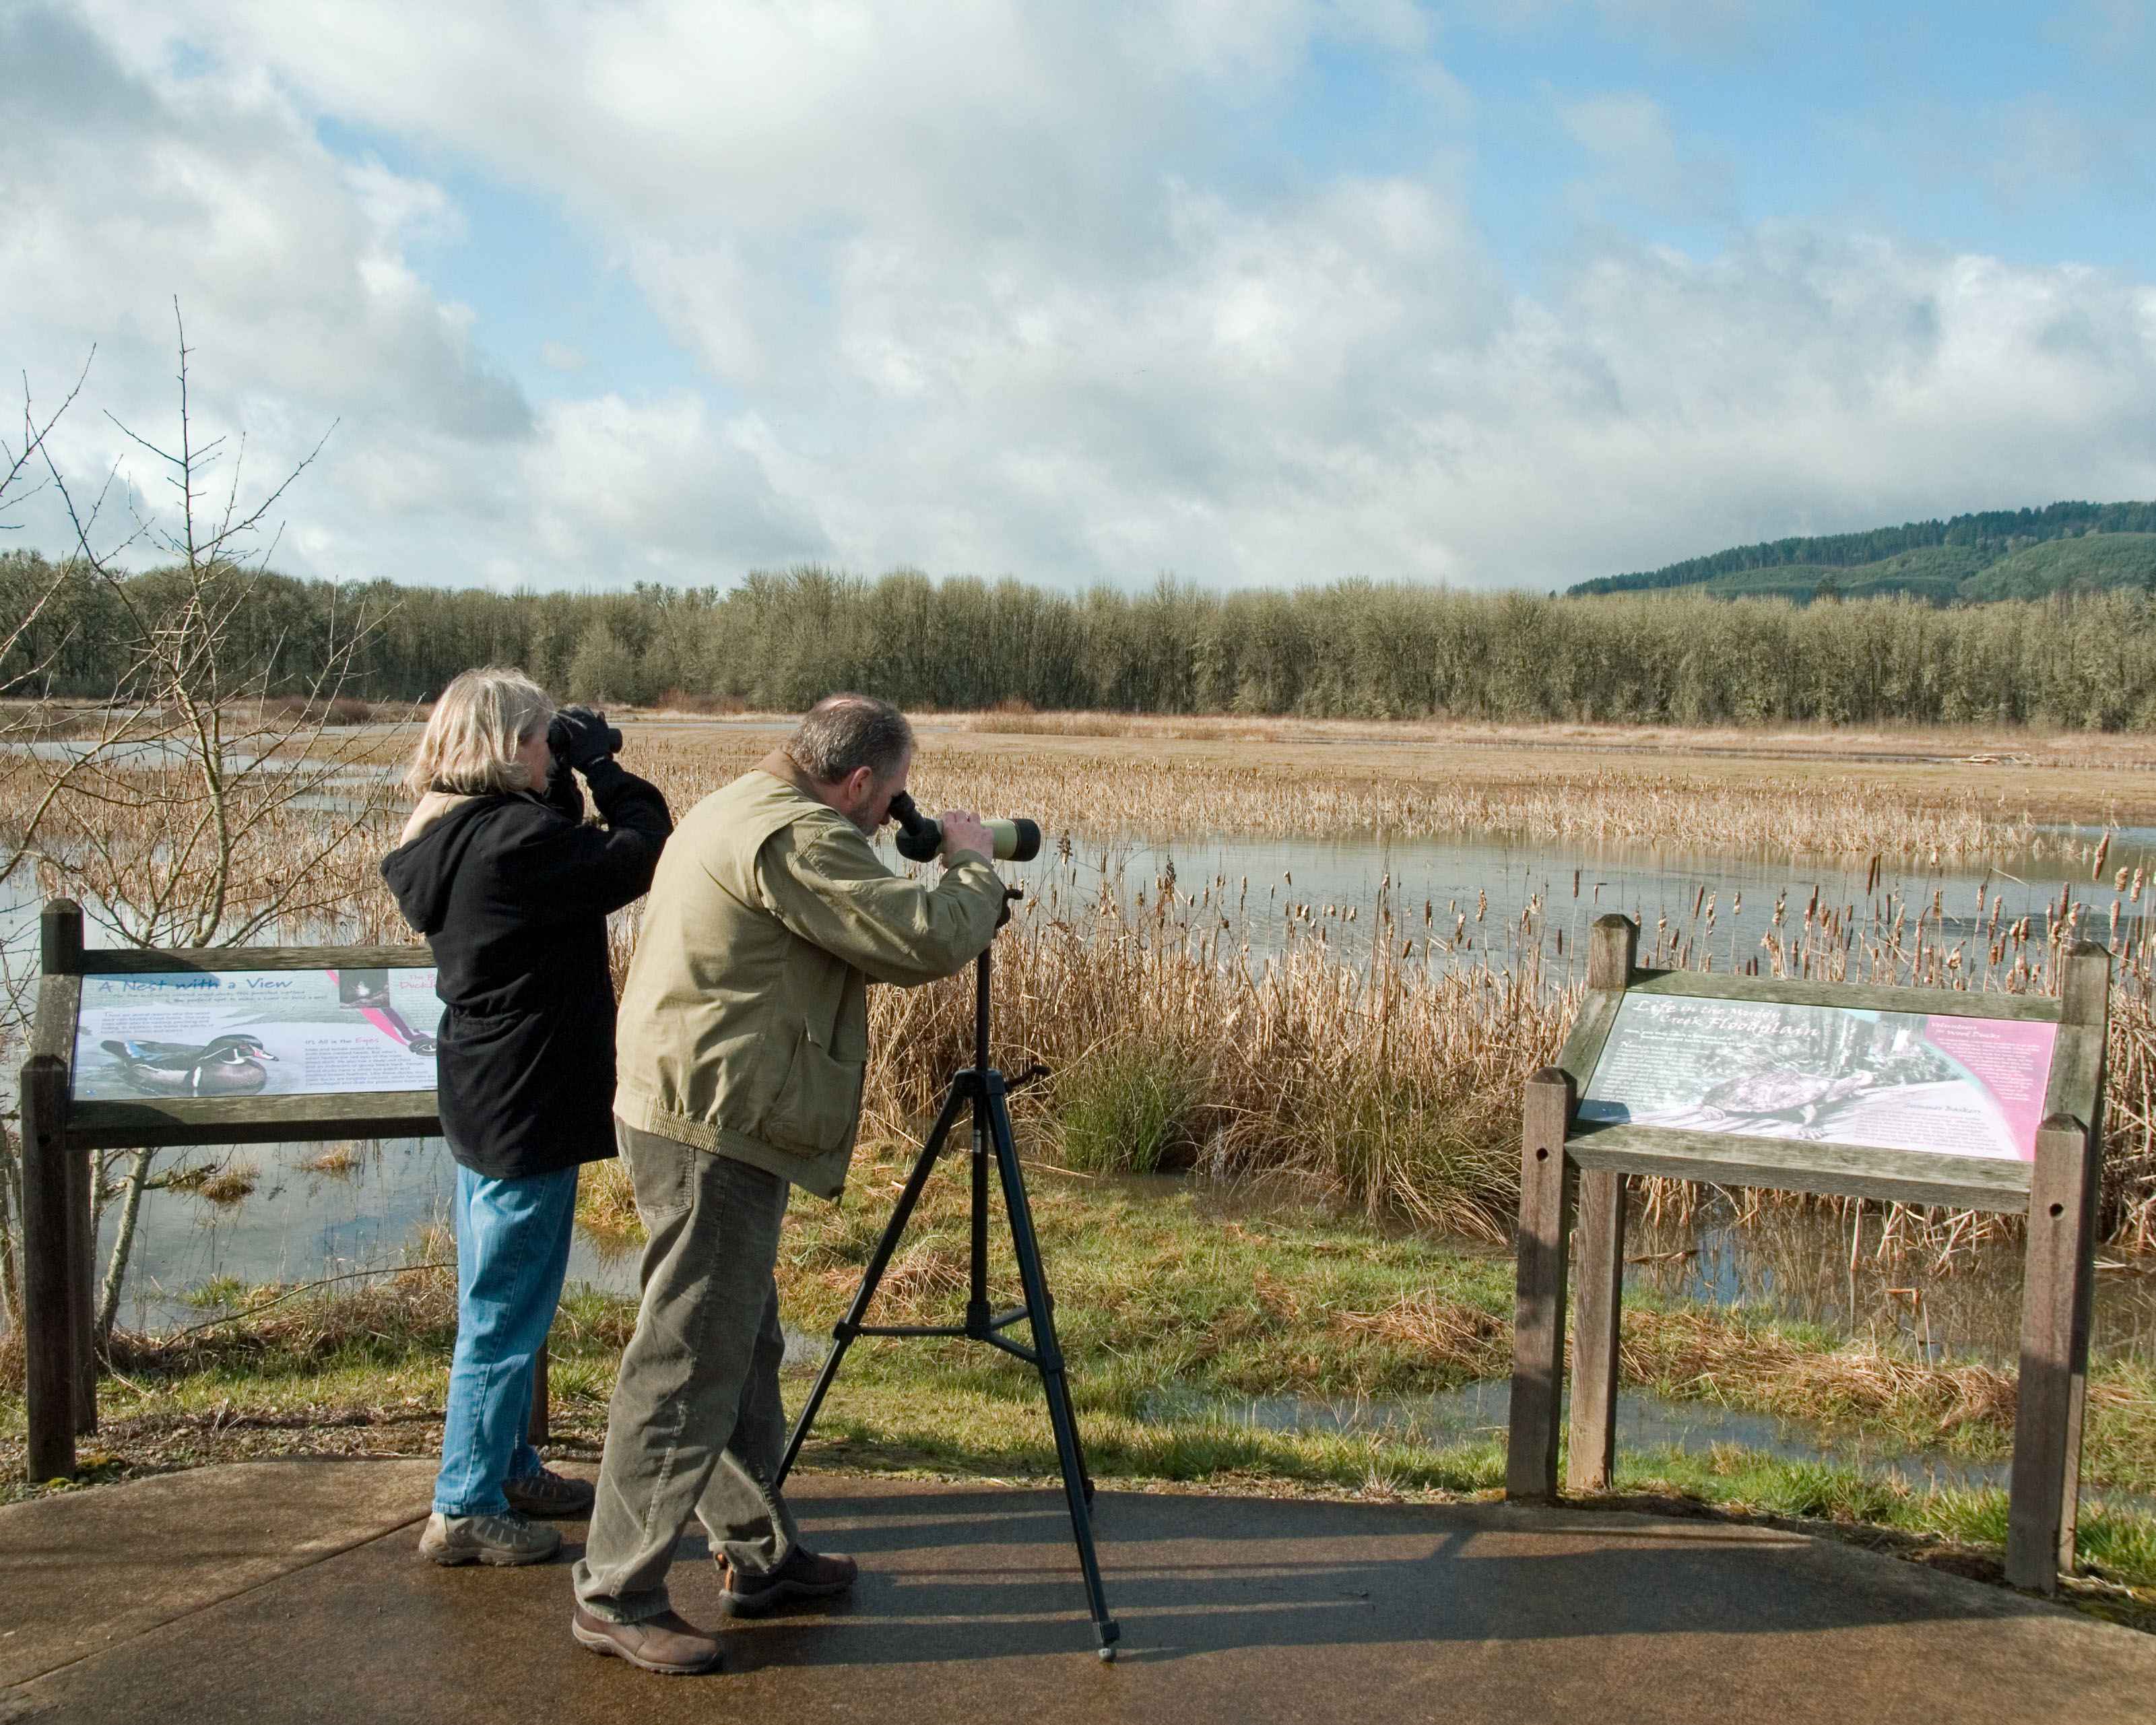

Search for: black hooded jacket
xmin=381 ymin=758 xmax=672 ymax=1180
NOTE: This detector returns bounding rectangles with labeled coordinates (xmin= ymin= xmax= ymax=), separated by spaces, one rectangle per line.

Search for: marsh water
xmin=68 ymin=1130 xmax=2156 ymax=1509
xmin=1008 ymin=824 xmax=2156 ymax=972
xmin=7 ymin=814 xmax=2156 ymax=1492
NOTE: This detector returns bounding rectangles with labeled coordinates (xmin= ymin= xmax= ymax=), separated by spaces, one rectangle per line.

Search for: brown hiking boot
xmin=570 ymin=1603 xmax=723 ymax=1675
xmin=503 ymin=1466 xmax=595 ymax=1518
xmin=718 ymin=1547 xmax=858 ymax=1617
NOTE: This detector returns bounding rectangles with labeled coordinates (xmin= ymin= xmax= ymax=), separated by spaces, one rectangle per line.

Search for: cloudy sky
xmin=3 ymin=1 xmax=2153 ymax=594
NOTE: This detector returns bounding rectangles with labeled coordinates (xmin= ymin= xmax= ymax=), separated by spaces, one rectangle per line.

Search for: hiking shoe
xmin=718 ymin=1547 xmax=858 ymax=1617
xmin=570 ymin=1603 xmax=723 ymax=1675
xmin=504 ymin=1466 xmax=595 ymax=1519
xmin=418 ymin=1509 xmax=562 ymax=1566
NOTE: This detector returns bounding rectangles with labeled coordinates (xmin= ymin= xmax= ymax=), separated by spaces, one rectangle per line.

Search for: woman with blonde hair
xmin=383 ymin=667 xmax=671 ymax=1565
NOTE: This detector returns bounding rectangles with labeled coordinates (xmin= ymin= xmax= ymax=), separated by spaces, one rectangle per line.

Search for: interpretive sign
xmin=16 ymin=899 xmax=477 ymax=1487
xmin=1577 ymin=995 xmax=2057 ymax=1163
xmin=1505 ymin=913 xmax=2109 ymax=1601
xmin=75 ymin=967 xmax=442 ymax=1099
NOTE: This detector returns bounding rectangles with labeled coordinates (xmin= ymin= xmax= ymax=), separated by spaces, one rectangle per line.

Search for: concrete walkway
xmin=4 ymin=1460 xmax=2153 ymax=1724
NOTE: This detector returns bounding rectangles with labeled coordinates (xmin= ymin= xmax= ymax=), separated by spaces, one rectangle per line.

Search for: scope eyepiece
xmin=886 ymin=791 xmax=1040 ymax=864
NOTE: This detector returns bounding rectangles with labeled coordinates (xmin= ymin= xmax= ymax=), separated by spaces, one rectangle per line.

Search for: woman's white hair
xmin=404 ymin=667 xmax=557 ymax=796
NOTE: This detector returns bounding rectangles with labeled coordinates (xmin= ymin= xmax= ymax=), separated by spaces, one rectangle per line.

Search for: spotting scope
xmin=887 ymin=791 xmax=1041 ymax=864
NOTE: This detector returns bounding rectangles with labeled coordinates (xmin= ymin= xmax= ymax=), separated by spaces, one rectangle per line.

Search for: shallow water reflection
xmin=1135 ymin=1377 xmax=2156 ymax=1515
xmin=988 ymin=824 xmax=2154 ymax=975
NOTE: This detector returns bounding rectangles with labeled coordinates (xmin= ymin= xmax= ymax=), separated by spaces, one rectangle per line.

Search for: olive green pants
xmin=572 ymin=1121 xmax=798 ymax=1625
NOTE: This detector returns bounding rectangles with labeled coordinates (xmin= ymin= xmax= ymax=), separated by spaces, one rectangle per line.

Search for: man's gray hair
xmin=787 ymin=693 xmax=913 ymax=784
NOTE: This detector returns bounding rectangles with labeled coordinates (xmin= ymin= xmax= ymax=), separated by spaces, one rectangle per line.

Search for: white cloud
xmin=518 ymin=394 xmax=828 ymax=579
xmin=1559 ymin=90 xmax=1738 ymax=223
xmin=5 ymin=1 xmax=2155 ymax=601
xmin=0 ymin=11 xmax=523 ymax=446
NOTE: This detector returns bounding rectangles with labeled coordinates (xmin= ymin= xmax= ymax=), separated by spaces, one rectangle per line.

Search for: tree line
xmin=7 ymin=550 xmax=2156 ymax=729
xmin=1571 ymin=501 xmax=2156 ymax=595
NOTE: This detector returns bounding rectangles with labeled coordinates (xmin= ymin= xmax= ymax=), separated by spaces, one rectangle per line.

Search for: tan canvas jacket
xmin=612 ymin=752 xmax=1006 ymax=1198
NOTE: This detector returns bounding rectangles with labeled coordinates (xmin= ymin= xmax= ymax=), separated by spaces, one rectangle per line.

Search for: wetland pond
xmin=8 ymin=822 xmax=2155 ymax=1494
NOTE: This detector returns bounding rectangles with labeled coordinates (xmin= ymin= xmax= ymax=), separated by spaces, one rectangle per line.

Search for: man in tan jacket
xmin=571 ymin=694 xmax=1005 ymax=1676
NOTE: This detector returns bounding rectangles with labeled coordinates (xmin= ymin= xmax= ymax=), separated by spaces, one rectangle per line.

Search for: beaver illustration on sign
xmin=100 ymin=1034 xmax=277 ymax=1097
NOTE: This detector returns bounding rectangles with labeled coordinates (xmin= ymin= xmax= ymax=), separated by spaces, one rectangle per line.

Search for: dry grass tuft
xmin=100 ymin=1267 xmax=459 ymax=1377
xmin=575 ymin=1161 xmax=642 ymax=1244
xmin=871 ymin=1242 xmax=971 ymax=1316
xmin=1619 ymin=1307 xmax=2021 ymax=1434
xmin=1334 ymin=1295 xmax=1509 ymax=1375
xmin=167 ymin=1162 xmax=261 ymax=1206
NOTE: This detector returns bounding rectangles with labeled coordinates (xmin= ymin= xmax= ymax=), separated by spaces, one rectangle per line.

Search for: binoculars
xmin=887 ymin=791 xmax=1041 ymax=864
xmin=546 ymin=711 xmax=622 ymax=759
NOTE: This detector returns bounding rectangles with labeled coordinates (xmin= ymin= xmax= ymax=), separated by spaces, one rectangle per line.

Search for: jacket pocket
xmin=764 ymin=1021 xmax=865 ymax=1157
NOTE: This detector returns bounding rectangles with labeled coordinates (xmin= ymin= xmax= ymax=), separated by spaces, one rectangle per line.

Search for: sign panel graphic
xmin=1578 ymin=994 xmax=2056 ymax=1162
xmin=74 ymin=969 xmax=442 ymax=1099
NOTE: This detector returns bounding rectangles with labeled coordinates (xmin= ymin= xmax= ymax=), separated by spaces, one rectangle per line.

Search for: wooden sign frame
xmin=18 ymin=899 xmax=552 ymax=1482
xmin=1505 ymin=913 xmax=2109 ymax=1598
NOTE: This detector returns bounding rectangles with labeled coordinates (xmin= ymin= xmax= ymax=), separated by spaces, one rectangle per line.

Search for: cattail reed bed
xmin=9 ymin=728 xmax=2156 ymax=1254
xmin=817 ymin=870 xmax=2156 ymax=1254
xmin=612 ymin=727 xmax=2060 ymax=863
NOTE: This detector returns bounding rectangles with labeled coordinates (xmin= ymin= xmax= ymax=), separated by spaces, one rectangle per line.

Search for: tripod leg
xmin=967 ymin=1084 xmax=991 ymax=1338
xmin=985 ymin=1084 xmax=1120 ymax=1656
xmin=777 ymin=1074 xmax=973 ymax=1486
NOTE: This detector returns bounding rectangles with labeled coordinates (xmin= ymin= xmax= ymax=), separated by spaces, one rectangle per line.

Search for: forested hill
xmin=1568 ymin=501 xmax=2156 ymax=601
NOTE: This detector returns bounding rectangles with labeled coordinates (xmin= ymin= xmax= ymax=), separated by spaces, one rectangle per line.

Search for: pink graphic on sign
xmin=1919 ymin=1016 xmax=2057 ymax=1161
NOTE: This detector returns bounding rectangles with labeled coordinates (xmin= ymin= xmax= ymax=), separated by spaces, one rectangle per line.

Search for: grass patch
xmin=5 ymin=1160 xmax=2153 ymax=1604
xmin=1056 ymin=1043 xmax=1202 ymax=1173
xmin=1610 ymin=1444 xmax=2156 ymax=1592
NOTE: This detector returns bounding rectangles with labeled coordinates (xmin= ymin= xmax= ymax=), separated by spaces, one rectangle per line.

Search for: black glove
xmin=548 ymin=705 xmax=621 ymax=773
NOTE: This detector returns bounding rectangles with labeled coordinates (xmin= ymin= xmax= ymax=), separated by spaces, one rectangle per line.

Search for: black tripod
xmin=775 ymin=940 xmax=1121 ymax=1660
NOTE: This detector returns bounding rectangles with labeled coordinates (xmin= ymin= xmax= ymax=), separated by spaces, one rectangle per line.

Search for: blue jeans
xmin=433 ymin=1163 xmax=580 ymax=1518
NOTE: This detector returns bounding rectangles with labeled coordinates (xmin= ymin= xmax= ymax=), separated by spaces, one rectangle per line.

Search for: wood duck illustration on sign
xmin=98 ymin=1034 xmax=277 ymax=1097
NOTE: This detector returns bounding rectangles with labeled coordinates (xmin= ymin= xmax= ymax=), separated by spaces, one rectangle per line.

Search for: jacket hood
xmin=381 ymin=793 xmax=494 ymax=936
xmin=399 ymin=789 xmax=478 ymax=847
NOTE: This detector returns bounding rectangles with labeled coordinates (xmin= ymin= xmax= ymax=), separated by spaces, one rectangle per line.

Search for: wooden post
xmin=40 ymin=899 xmax=84 ymax=977
xmin=69 ymin=1138 xmax=96 ymax=1435
xmin=2044 ymin=942 xmax=2108 ymax=1576
xmin=20 ymin=1055 xmax=77 ymax=1481
xmin=1507 ymin=1066 xmax=1577 ymax=1501
xmin=1567 ymin=916 xmax=1637 ymax=1492
xmin=2006 ymin=1110 xmax=2099 ymax=1592
xmin=1588 ymin=915 xmax=1637 ymax=994
xmin=528 ymin=1340 xmax=551 ymax=1447
xmin=1567 ymin=1171 xmax=1627 ymax=1493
